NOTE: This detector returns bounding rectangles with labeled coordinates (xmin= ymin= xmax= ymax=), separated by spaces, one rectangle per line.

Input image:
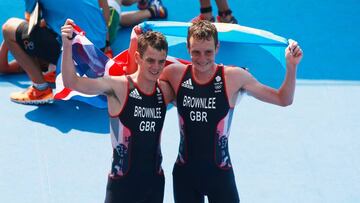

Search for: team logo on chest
xmin=129 ymin=89 xmax=142 ymax=100
xmin=181 ymin=78 xmax=194 ymax=90
xmin=214 ymin=75 xmax=223 ymax=93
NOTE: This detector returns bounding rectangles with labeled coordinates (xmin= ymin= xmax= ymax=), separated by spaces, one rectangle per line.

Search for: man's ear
xmin=134 ymin=51 xmax=140 ymax=64
xmin=215 ymin=42 xmax=220 ymax=54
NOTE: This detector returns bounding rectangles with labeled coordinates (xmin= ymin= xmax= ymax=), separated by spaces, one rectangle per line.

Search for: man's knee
xmin=2 ymin=18 xmax=25 ymax=41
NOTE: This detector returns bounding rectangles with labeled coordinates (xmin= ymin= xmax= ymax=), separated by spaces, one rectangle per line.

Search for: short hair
xmin=187 ymin=20 xmax=218 ymax=48
xmin=137 ymin=31 xmax=168 ymax=57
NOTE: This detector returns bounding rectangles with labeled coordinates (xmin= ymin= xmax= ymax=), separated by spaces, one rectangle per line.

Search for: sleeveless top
xmin=109 ymin=76 xmax=167 ymax=178
xmin=176 ymin=65 xmax=234 ymax=169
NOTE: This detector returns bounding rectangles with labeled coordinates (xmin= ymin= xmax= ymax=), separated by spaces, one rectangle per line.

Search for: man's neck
xmin=132 ymin=73 xmax=156 ymax=94
xmin=192 ymin=63 xmax=217 ymax=84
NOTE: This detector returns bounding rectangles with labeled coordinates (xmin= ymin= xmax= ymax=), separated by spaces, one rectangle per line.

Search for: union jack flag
xmin=54 ymin=24 xmax=188 ymax=108
xmin=54 ymin=24 xmax=125 ymax=108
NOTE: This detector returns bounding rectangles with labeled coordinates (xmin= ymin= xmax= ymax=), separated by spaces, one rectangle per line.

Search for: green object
xmin=108 ymin=7 xmax=120 ymax=44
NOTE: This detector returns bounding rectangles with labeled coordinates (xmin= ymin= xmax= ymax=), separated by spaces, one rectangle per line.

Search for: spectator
xmin=105 ymin=0 xmax=168 ymax=57
xmin=192 ymin=0 xmax=238 ymax=24
xmin=2 ymin=0 xmax=107 ymax=104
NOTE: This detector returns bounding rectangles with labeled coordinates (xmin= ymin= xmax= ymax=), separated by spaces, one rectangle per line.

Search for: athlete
xmin=160 ymin=20 xmax=303 ymax=203
xmin=61 ymin=19 xmax=174 ymax=203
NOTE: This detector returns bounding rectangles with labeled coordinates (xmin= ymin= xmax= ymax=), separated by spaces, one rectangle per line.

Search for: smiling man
xmin=61 ymin=19 xmax=174 ymax=203
xmin=160 ymin=20 xmax=303 ymax=203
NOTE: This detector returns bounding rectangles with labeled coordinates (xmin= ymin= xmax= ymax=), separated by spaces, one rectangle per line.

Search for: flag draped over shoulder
xmin=139 ymin=21 xmax=290 ymax=89
xmin=55 ymin=21 xmax=289 ymax=108
xmin=54 ymin=23 xmax=189 ymax=108
xmin=139 ymin=21 xmax=289 ymax=67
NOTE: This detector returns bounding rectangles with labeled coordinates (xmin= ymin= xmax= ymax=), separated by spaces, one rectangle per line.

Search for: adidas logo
xmin=129 ymin=89 xmax=142 ymax=100
xmin=181 ymin=78 xmax=194 ymax=90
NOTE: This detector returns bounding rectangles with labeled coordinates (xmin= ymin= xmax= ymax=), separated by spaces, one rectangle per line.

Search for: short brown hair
xmin=137 ymin=31 xmax=168 ymax=57
xmin=187 ymin=20 xmax=218 ymax=48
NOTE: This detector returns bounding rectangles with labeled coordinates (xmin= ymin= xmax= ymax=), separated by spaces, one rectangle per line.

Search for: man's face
xmin=188 ymin=37 xmax=218 ymax=72
xmin=137 ymin=46 xmax=167 ymax=82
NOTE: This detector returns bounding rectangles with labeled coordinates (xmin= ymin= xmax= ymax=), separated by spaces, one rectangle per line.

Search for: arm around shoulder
xmin=160 ymin=63 xmax=186 ymax=93
xmin=158 ymin=80 xmax=175 ymax=105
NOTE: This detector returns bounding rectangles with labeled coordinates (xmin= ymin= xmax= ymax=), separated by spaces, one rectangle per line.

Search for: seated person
xmin=104 ymin=0 xmax=168 ymax=57
xmin=2 ymin=0 xmax=107 ymax=105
